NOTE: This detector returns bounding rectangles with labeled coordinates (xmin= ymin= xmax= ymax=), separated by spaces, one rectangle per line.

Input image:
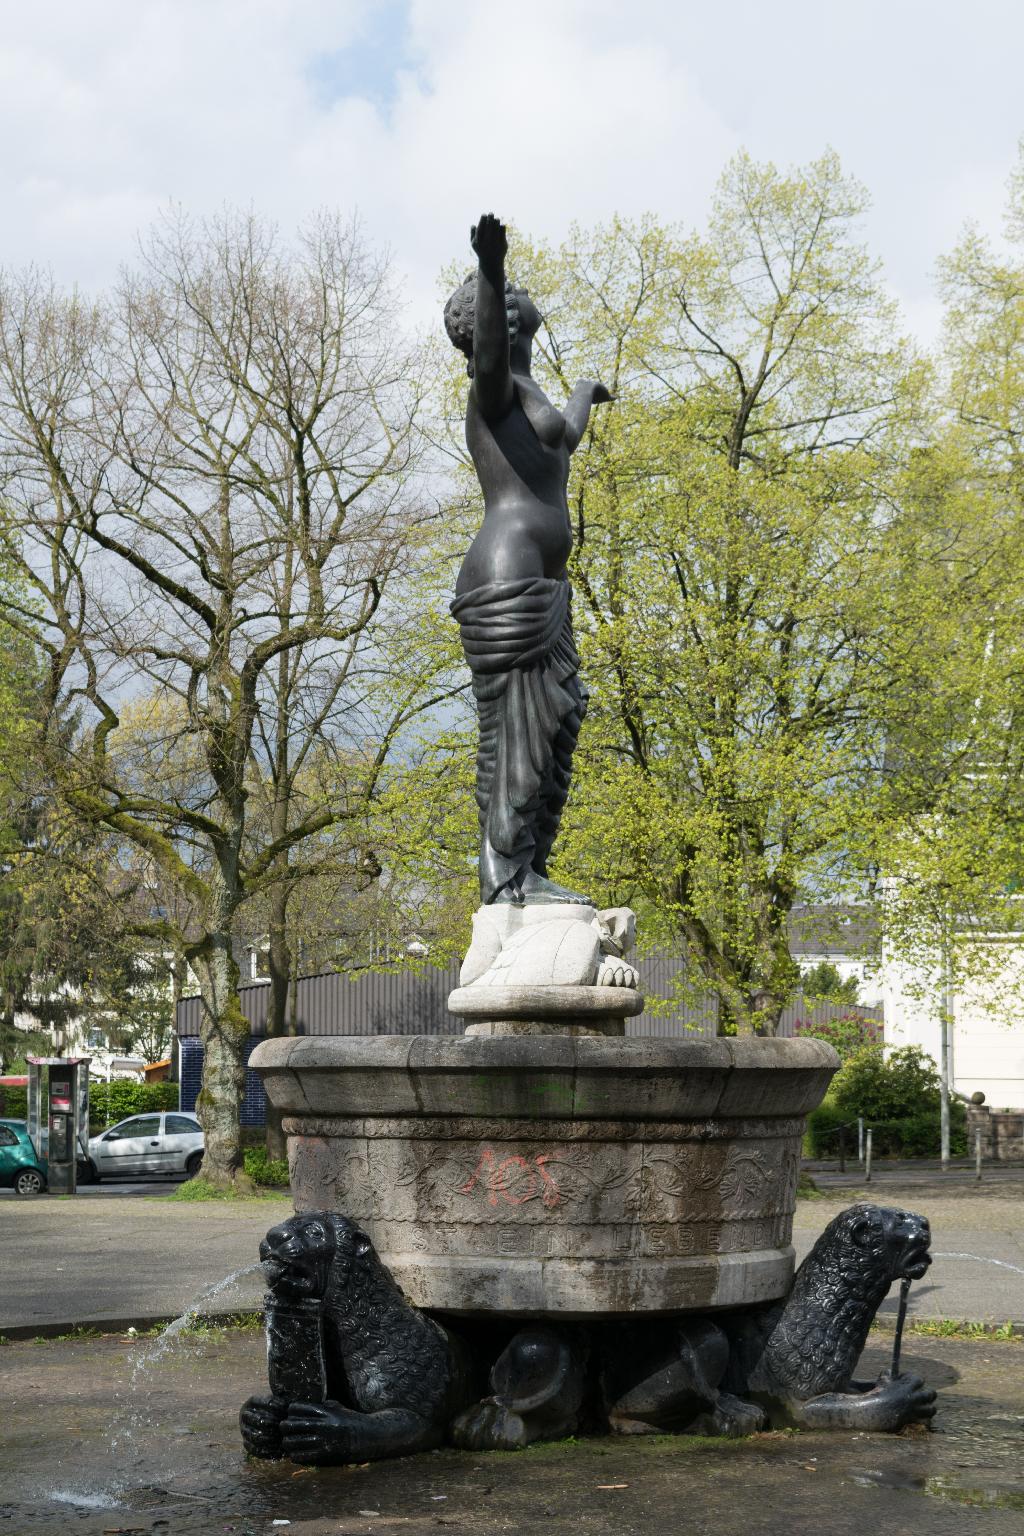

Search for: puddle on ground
xmin=848 ymin=1467 xmax=927 ymax=1491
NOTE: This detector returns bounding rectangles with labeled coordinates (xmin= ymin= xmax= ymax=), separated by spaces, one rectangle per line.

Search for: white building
xmin=788 ymin=904 xmax=884 ymax=1008
xmin=790 ymin=903 xmax=1024 ymax=1109
xmin=882 ymin=941 xmax=1024 ymax=1111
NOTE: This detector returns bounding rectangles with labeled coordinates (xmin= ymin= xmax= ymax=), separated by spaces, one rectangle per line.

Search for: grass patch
xmin=169 ymin=1311 xmax=265 ymax=1339
xmin=517 ymin=1430 xmax=760 ymax=1461
xmin=796 ymin=1170 xmax=824 ymax=1200
xmin=165 ymin=1175 xmax=287 ymax=1203
xmin=873 ymin=1315 xmax=1020 ymax=1343
xmin=227 ymin=1310 xmax=263 ymax=1330
xmin=28 ymin=1325 xmax=103 ymax=1345
xmin=164 ymin=1146 xmax=289 ymax=1200
xmin=903 ymin=1317 xmax=1020 ymax=1343
xmin=926 ymin=1478 xmax=1024 ymax=1510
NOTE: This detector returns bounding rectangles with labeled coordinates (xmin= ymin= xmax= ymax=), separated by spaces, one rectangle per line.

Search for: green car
xmin=0 ymin=1117 xmax=47 ymax=1195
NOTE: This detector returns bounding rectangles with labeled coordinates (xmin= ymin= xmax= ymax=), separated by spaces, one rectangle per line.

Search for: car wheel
xmin=14 ymin=1168 xmax=45 ymax=1196
xmin=185 ymin=1152 xmax=204 ymax=1180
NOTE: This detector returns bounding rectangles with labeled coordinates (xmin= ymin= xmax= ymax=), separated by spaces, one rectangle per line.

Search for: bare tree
xmin=0 ymin=211 xmax=439 ymax=1184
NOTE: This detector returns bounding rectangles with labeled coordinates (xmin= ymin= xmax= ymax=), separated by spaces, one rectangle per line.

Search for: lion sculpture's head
xmin=830 ymin=1203 xmax=931 ymax=1287
xmin=260 ymin=1211 xmax=374 ymax=1301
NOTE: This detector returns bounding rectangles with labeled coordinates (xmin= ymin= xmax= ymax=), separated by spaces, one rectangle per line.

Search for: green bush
xmin=805 ymin=1101 xmax=849 ymax=1156
xmin=244 ymin=1145 xmax=290 ymax=1188
xmin=0 ymin=1086 xmax=27 ymax=1119
xmin=87 ymin=1080 xmax=179 ymax=1132
xmin=0 ymin=1078 xmax=180 ymax=1135
xmin=806 ymin=1043 xmax=966 ymax=1157
xmin=793 ymin=1013 xmax=878 ymax=1063
xmin=831 ymin=1043 xmax=942 ymax=1120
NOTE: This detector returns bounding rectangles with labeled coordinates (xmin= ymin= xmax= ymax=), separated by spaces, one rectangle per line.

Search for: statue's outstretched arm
xmin=470 ymin=213 xmax=514 ymax=421
xmin=564 ymin=379 xmax=613 ymax=453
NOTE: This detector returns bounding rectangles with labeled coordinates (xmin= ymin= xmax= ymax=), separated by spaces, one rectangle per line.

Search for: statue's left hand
xmin=580 ymin=379 xmax=614 ymax=405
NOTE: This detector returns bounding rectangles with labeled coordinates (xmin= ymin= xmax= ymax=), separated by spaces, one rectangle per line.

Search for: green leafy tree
xmin=421 ymin=154 xmax=1024 ymax=1033
xmin=800 ymin=961 xmax=860 ymax=1006
xmin=875 ymin=144 xmax=1024 ymax=1031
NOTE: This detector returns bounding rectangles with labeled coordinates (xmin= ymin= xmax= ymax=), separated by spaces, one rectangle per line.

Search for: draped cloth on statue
xmin=451 ymin=576 xmax=586 ymax=904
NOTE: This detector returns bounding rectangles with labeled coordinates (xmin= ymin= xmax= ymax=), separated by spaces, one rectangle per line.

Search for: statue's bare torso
xmin=456 ymin=379 xmax=572 ymax=592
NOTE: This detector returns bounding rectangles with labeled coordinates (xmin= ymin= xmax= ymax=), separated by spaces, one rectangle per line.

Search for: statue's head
xmin=826 ymin=1202 xmax=932 ymax=1285
xmin=444 ymin=272 xmax=540 ymax=376
xmin=259 ymin=1210 xmax=373 ymax=1300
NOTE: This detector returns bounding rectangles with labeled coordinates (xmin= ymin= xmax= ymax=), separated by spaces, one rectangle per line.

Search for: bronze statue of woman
xmin=446 ymin=213 xmax=612 ymax=906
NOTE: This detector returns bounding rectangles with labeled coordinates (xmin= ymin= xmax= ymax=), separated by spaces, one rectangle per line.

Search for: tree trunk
xmin=192 ymin=930 xmax=253 ymax=1189
xmin=264 ymin=876 xmax=292 ymax=1161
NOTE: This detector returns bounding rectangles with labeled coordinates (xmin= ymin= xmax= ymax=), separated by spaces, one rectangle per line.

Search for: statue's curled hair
xmin=444 ymin=272 xmax=521 ymax=377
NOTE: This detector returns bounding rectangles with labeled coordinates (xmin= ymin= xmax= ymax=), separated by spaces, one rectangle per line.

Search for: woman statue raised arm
xmin=445 ymin=213 xmax=612 ymax=906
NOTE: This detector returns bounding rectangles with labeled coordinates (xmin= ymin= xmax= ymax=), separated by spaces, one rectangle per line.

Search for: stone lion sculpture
xmin=602 ymin=1203 xmax=936 ymax=1435
xmin=239 ymin=1212 xmax=470 ymax=1464
xmin=241 ymin=1203 xmax=936 ymax=1465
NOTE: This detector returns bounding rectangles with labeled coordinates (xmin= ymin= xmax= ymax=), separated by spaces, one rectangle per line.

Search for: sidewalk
xmin=0 ymin=1192 xmax=289 ymax=1333
xmin=2 ymin=1166 xmax=1022 ymax=1334
xmin=795 ymin=1163 xmax=1024 ymax=1328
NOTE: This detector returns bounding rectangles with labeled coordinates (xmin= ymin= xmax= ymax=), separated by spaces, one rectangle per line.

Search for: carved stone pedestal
xmin=447 ymin=983 xmax=644 ymax=1036
xmin=250 ymin=1034 xmax=838 ymax=1317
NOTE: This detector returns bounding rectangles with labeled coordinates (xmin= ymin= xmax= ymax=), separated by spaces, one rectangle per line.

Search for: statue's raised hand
xmin=471 ymin=213 xmax=507 ymax=275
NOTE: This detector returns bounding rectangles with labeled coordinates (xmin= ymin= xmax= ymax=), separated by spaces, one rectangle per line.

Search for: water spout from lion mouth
xmin=901 ymin=1245 xmax=932 ymax=1281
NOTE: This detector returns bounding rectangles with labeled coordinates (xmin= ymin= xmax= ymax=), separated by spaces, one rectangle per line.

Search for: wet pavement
xmin=0 ymin=1327 xmax=1022 ymax=1535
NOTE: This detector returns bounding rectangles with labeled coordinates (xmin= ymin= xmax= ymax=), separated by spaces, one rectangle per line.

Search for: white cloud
xmin=0 ymin=0 xmax=1020 ymax=344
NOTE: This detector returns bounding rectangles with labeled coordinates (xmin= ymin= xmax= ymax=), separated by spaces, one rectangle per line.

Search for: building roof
xmin=787 ymin=904 xmax=879 ymax=959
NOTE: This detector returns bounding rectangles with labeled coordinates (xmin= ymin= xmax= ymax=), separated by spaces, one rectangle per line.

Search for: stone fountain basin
xmin=250 ymin=1034 xmax=838 ymax=1318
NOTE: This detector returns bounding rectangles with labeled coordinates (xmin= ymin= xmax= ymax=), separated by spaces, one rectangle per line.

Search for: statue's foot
xmin=517 ymin=870 xmax=592 ymax=905
xmin=596 ymin=957 xmax=640 ymax=988
xmin=795 ymin=1372 xmax=938 ymax=1433
xmin=449 ymin=1400 xmax=532 ymax=1451
xmin=705 ymin=1393 xmax=768 ymax=1438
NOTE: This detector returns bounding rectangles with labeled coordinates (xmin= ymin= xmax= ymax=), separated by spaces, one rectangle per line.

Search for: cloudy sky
xmin=3 ymin=0 xmax=1021 ymax=341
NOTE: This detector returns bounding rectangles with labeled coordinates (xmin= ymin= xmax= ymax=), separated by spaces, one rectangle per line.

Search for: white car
xmin=87 ymin=1111 xmax=204 ymax=1181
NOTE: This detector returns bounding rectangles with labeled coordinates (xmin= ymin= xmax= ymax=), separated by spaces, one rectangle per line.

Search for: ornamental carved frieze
xmin=388 ymin=1139 xmax=788 ymax=1226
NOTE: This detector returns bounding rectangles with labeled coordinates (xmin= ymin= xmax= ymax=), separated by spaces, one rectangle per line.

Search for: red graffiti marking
xmin=459 ymin=1147 xmax=561 ymax=1210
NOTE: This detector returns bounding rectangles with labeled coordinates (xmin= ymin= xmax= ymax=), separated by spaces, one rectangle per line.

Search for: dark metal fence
xmin=175 ymin=960 xmax=882 ymax=1122
xmin=175 ymin=959 xmax=882 ymax=1041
